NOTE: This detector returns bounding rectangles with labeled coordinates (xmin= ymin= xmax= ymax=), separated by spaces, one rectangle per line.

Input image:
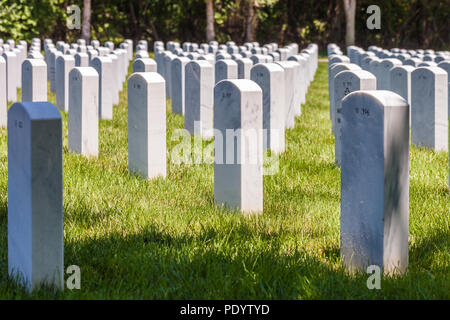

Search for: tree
xmin=342 ymin=0 xmax=356 ymax=47
xmin=246 ymin=0 xmax=258 ymax=42
xmin=206 ymin=0 xmax=215 ymax=42
xmin=81 ymin=0 xmax=91 ymax=42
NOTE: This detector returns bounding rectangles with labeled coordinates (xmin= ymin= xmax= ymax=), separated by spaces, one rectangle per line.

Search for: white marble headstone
xmin=235 ymin=57 xmax=251 ymax=80
xmin=49 ymin=50 xmax=62 ymax=93
xmin=75 ymin=52 xmax=89 ymax=67
xmin=56 ymin=55 xmax=75 ymax=112
xmin=275 ymin=61 xmax=296 ymax=129
xmin=378 ymin=58 xmax=402 ymax=90
xmin=214 ymin=79 xmax=263 ymax=214
xmin=328 ymin=63 xmax=361 ymax=128
xmin=163 ymin=52 xmax=175 ymax=98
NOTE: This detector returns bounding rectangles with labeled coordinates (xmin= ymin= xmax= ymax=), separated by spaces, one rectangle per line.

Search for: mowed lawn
xmin=0 ymin=60 xmax=448 ymax=299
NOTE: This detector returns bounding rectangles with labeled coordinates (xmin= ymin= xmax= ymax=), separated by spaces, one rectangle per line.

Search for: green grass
xmin=0 ymin=61 xmax=448 ymax=299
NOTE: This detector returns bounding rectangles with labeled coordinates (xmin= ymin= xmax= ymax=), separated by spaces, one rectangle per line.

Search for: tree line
xmin=0 ymin=0 xmax=448 ymax=52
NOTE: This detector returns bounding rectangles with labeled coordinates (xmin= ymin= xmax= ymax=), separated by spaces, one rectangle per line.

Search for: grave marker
xmin=378 ymin=58 xmax=402 ymax=90
xmin=128 ymin=72 xmax=167 ymax=179
xmin=108 ymin=53 xmax=119 ymax=105
xmin=91 ymin=56 xmax=113 ymax=120
xmin=8 ymin=101 xmax=63 ymax=291
xmin=214 ymin=79 xmax=263 ymax=214
xmin=2 ymin=51 xmax=17 ymax=102
xmin=0 ymin=56 xmax=6 ymax=126
xmin=390 ymin=65 xmax=414 ymax=125
xmin=185 ymin=60 xmax=214 ymax=137
xmin=250 ymin=63 xmax=285 ymax=153
xmin=275 ymin=61 xmax=296 ymax=129
xmin=74 ymin=52 xmax=89 ymax=67
xmin=133 ymin=58 xmax=157 ymax=73
xmin=334 ymin=70 xmax=377 ymax=165
xmin=49 ymin=50 xmax=62 ymax=93
xmin=215 ymin=59 xmax=238 ymax=84
xmin=329 ymin=63 xmax=361 ymax=126
xmin=22 ymin=59 xmax=47 ymax=102
xmin=411 ymin=67 xmax=448 ymax=151
xmin=164 ymin=52 xmax=175 ymax=98
xmin=341 ymin=90 xmax=409 ymax=275
xmin=171 ymin=57 xmax=190 ymax=115
xmin=237 ymin=58 xmax=252 ymax=79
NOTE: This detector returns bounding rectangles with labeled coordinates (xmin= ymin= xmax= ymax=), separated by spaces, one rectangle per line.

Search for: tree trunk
xmin=206 ymin=0 xmax=215 ymax=42
xmin=246 ymin=0 xmax=258 ymax=42
xmin=342 ymin=0 xmax=356 ymax=47
xmin=81 ymin=0 xmax=91 ymax=41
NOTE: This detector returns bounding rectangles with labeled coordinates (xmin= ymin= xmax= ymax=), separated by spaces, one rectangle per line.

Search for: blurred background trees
xmin=0 ymin=0 xmax=448 ymax=52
